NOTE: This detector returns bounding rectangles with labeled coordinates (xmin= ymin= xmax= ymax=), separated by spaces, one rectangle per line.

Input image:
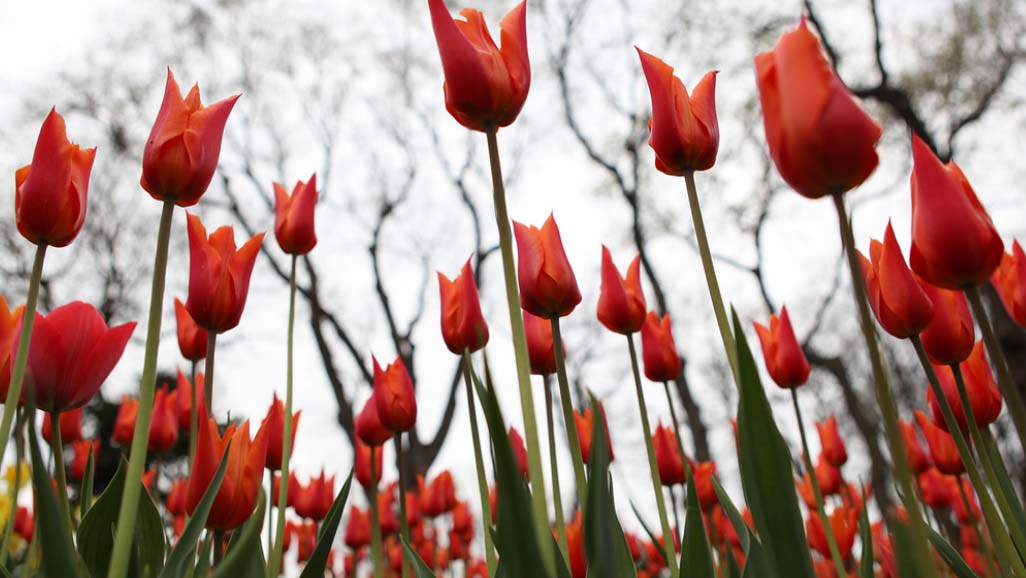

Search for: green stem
xmin=462 ymin=350 xmax=497 ymax=576
xmin=204 ymin=330 xmax=217 ymax=413
xmin=543 ymin=375 xmax=570 ymax=567
xmin=266 ymin=475 xmax=273 ymax=559
xmin=0 ymin=409 xmax=24 ymax=565
xmin=395 ymin=433 xmax=411 ymax=578
xmin=0 ymin=243 xmax=47 ymax=470
xmin=955 ymin=475 xmax=1000 ymax=578
xmin=108 ymin=200 xmax=175 ymax=578
xmin=189 ymin=359 xmax=198 ymax=467
xmin=484 ymin=128 xmax=555 ymax=573
xmin=668 ymin=487 xmax=682 ymax=539
xmin=683 ymin=171 xmax=739 ymax=387
xmin=910 ymin=334 xmax=1026 ymax=576
xmin=964 ymin=285 xmax=1026 ymax=448
xmin=268 ymin=255 xmax=298 ymax=577
xmin=831 ymin=193 xmax=937 ymax=578
xmin=50 ymin=413 xmax=73 ymax=530
xmin=213 ymin=530 xmax=225 ymax=566
xmin=627 ymin=334 xmax=679 ymax=577
xmin=550 ymin=318 xmax=588 ymax=504
xmin=369 ymin=447 xmax=385 ymax=578
xmin=790 ymin=390 xmax=848 ymax=578
xmin=661 ymin=381 xmax=692 ymax=479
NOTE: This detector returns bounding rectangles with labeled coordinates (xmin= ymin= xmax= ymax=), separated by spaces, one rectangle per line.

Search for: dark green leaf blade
xmin=681 ymin=470 xmax=714 ymax=578
xmin=298 ymin=471 xmax=354 ymax=578
xmin=400 ymin=534 xmax=439 ymax=578
xmin=79 ymin=447 xmax=95 ymax=521
xmin=210 ymin=491 xmax=267 ymax=578
xmin=927 ymin=527 xmax=981 ymax=578
xmin=28 ymin=416 xmax=79 ymax=578
xmin=858 ymin=485 xmax=874 ymax=578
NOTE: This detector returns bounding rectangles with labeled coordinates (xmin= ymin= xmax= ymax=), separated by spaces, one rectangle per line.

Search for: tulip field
xmin=3 ymin=1 xmax=1026 ymax=577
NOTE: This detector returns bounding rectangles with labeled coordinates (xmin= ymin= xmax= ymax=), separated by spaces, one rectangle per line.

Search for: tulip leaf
xmin=713 ymin=479 xmax=775 ymax=578
xmin=983 ymin=435 xmax=1026 ymax=538
xmin=927 ymin=527 xmax=981 ymax=578
xmin=732 ymin=309 xmax=815 ymax=578
xmin=724 ymin=546 xmax=742 ymax=578
xmin=298 ymin=471 xmax=354 ymax=578
xmin=711 ymin=478 xmax=750 ymax=553
xmin=400 ymin=534 xmax=440 ymax=578
xmin=888 ymin=511 xmax=920 ymax=578
xmin=583 ymin=394 xmax=637 ymax=578
xmin=681 ymin=470 xmax=714 ymax=578
xmin=27 ymin=415 xmax=79 ymax=578
xmin=79 ymin=447 xmax=95 ymax=521
xmin=77 ymin=457 xmax=164 ymax=578
xmin=158 ymin=445 xmax=231 ymax=578
xmin=858 ymin=485 xmax=874 ymax=578
xmin=629 ymin=500 xmax=666 ymax=563
xmin=210 ymin=491 xmax=267 ymax=578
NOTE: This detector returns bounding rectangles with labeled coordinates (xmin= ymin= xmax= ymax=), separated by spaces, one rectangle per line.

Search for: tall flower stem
xmin=369 ymin=449 xmax=385 ymax=578
xmin=683 ymin=171 xmax=739 ymax=387
xmin=50 ymin=413 xmax=73 ymax=529
xmin=462 ymin=350 xmax=497 ymax=576
xmin=964 ymin=286 xmax=1026 ymax=447
xmin=484 ymin=128 xmax=554 ymax=571
xmin=395 ymin=433 xmax=412 ymax=578
xmin=830 ymin=193 xmax=937 ymax=578
xmin=661 ymin=381 xmax=692 ymax=478
xmin=266 ymin=476 xmax=273 ymax=555
xmin=268 ymin=255 xmax=298 ymax=577
xmin=190 ymin=359 xmax=199 ymax=464
xmin=0 ymin=243 xmax=47 ymax=468
xmin=910 ymin=335 xmax=1026 ymax=576
xmin=956 ymin=476 xmax=1000 ymax=578
xmin=790 ymin=390 xmax=848 ymax=578
xmin=550 ymin=318 xmax=588 ymax=504
xmin=204 ymin=330 xmax=217 ymax=412
xmin=0 ymin=408 xmax=24 ymax=565
xmin=627 ymin=334 xmax=679 ymax=577
xmin=109 ymin=200 xmax=175 ymax=578
xmin=543 ymin=375 xmax=570 ymax=566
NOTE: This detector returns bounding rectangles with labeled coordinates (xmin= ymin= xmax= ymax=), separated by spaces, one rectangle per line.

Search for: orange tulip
xmin=565 ymin=512 xmax=587 ymax=578
xmin=898 ymin=418 xmax=931 ymax=475
xmin=295 ymin=470 xmax=335 ymax=521
xmin=355 ymin=437 xmax=383 ymax=489
xmin=513 ymin=215 xmax=582 ymax=319
xmin=916 ymin=277 xmax=975 ymax=365
xmin=857 ymin=222 xmax=934 ymax=338
xmin=167 ymin=478 xmax=188 ymax=517
xmin=992 ymin=240 xmax=1026 ymax=327
xmin=927 ymin=341 xmax=1002 ymax=433
xmin=174 ymin=298 xmax=208 ymax=361
xmin=914 ymin=409 xmax=963 ymax=475
xmin=422 ymin=471 xmax=458 ymax=518
xmin=523 ymin=310 xmax=558 ymax=375
xmin=273 ymin=174 xmax=318 ymax=255
xmin=427 ymin=0 xmax=530 ymax=132
xmin=141 ymin=68 xmax=240 ymax=206
xmin=917 ymin=468 xmax=950 ymax=509
xmin=15 ymin=108 xmax=96 ymax=247
xmin=13 ymin=507 xmax=34 ymax=542
xmin=344 ymin=506 xmax=371 ymax=550
xmin=806 ymin=506 xmax=858 ymax=561
xmin=185 ymin=213 xmax=264 ymax=333
xmin=636 ymin=48 xmax=718 ymax=175
xmin=652 ymin=424 xmax=685 ymax=487
xmin=755 ymin=18 xmax=881 ymax=199
xmin=113 ymin=395 xmax=138 ymax=447
xmin=909 ymin=134 xmax=1003 ymax=289
xmin=640 ymin=312 xmax=682 ymax=382
xmin=0 ymin=297 xmax=25 ymax=403
xmin=356 ymin=395 xmax=393 ymax=446
xmin=69 ymin=439 xmax=99 ymax=483
xmin=185 ymin=404 xmax=269 ymax=530
xmin=42 ymin=407 xmax=83 ymax=446
xmin=815 ymin=416 xmax=848 ymax=467
xmin=597 ymin=246 xmax=646 ymax=335
xmin=172 ymin=369 xmax=200 ymax=432
xmin=508 ymin=427 xmax=529 ymax=480
xmin=149 ymin=385 xmax=180 ymax=453
xmin=438 ymin=259 xmax=489 ymax=354
xmin=814 ymin=455 xmax=843 ymax=496
xmin=693 ymin=461 xmax=718 ymax=510
xmin=949 ymin=476 xmax=980 ymax=524
xmin=753 ymin=305 xmax=810 ymax=388
xmin=574 ymin=403 xmax=613 ymax=465
xmin=372 ymin=355 xmax=417 ymax=433
xmin=261 ymin=393 xmax=301 ymax=471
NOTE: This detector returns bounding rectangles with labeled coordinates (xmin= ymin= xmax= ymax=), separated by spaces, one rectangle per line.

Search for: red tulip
xmin=0 ymin=297 xmax=25 ymax=404
xmin=167 ymin=478 xmax=188 ymax=517
xmin=640 ymin=312 xmax=682 ymax=382
xmin=295 ymin=470 xmax=335 ymax=521
xmin=344 ymin=506 xmax=371 ymax=550
xmin=186 ymin=404 xmax=269 ymax=530
xmin=597 ymin=247 xmax=646 ymax=335
xmin=508 ymin=427 xmax=529 ymax=480
xmin=372 ymin=356 xmax=418 ymax=433
xmin=806 ymin=506 xmax=858 ymax=561
xmin=857 ymin=222 xmax=934 ymax=338
xmin=141 ymin=68 xmax=240 ymax=206
xmin=914 ymin=409 xmax=963 ymax=475
xmin=949 ymin=476 xmax=980 ymax=524
xmin=427 ymin=0 xmax=530 ymax=132
xmin=565 ymin=512 xmax=587 ymax=578
xmin=916 ymin=278 xmax=975 ymax=364
xmin=574 ymin=403 xmax=613 ymax=465
xmin=653 ymin=424 xmax=685 ymax=486
xmin=918 ymin=468 xmax=950 ymax=509
xmin=815 ymin=416 xmax=848 ymax=467
xmin=993 ymin=240 xmax=1026 ymax=327
xmin=172 ymin=369 xmax=200 ymax=432
xmin=69 ymin=439 xmax=99 ymax=483
xmin=11 ymin=301 xmax=135 ymax=413
xmin=262 ymin=393 xmax=301 ymax=471
xmin=753 ymin=305 xmax=810 ymax=388
xmin=514 ymin=215 xmax=582 ymax=319
xmin=754 ymin=18 xmax=882 ymax=199
xmin=273 ymin=174 xmax=318 ymax=255
xmin=272 ymin=472 xmax=300 ymax=510
xmin=909 ymin=135 xmax=1003 ymax=289
xmin=423 ymin=471 xmax=458 ymax=518
xmin=356 ymin=396 xmax=393 ymax=447
xmin=693 ymin=461 xmax=718 ymax=510
xmin=438 ymin=259 xmax=489 ymax=354
xmin=636 ymin=49 xmax=718 ymax=175
xmin=523 ymin=310 xmax=558 ymax=375
xmin=174 ymin=298 xmax=208 ymax=361
xmin=42 ymin=407 xmax=83 ymax=446
xmin=927 ymin=341 xmax=1002 ymax=433
xmin=814 ymin=455 xmax=843 ymax=496
xmin=15 ymin=108 xmax=96 ymax=248
xmin=185 ymin=214 xmax=263 ymax=334
xmin=452 ymin=500 xmax=474 ymax=538
xmin=13 ymin=508 xmax=34 ymax=542
xmin=898 ymin=419 xmax=931 ymax=475
xmin=356 ymin=437 xmax=383 ymax=489
xmin=113 ymin=395 xmax=138 ymax=447
xmin=149 ymin=385 xmax=179 ymax=453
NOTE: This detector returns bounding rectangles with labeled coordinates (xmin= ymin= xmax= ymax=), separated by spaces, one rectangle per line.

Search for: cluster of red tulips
xmin=1 ymin=0 xmax=1025 ymax=577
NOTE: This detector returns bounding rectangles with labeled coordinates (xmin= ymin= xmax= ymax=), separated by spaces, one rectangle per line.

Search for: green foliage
xmin=858 ymin=485 xmax=873 ymax=578
xmin=400 ymin=535 xmax=439 ymax=578
xmin=681 ymin=471 xmax=714 ymax=578
xmin=210 ymin=492 xmax=266 ymax=578
xmin=927 ymin=527 xmax=982 ymax=578
xmin=27 ymin=415 xmax=79 ymax=578
xmin=298 ymin=471 xmax=354 ymax=578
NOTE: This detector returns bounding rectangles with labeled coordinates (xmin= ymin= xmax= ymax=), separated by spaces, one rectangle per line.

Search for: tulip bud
xmin=815 ymin=416 xmax=848 ymax=467
xmin=652 ymin=424 xmax=685 ymax=487
xmin=69 ymin=440 xmax=99 ymax=483
xmin=423 ymin=471 xmax=457 ymax=517
xmin=344 ymin=506 xmax=371 ymax=550
xmin=636 ymin=49 xmax=718 ymax=175
xmin=523 ymin=310 xmax=559 ymax=375
xmin=273 ymin=174 xmax=318 ymax=255
xmin=427 ymin=0 xmax=530 ymax=132
xmin=927 ymin=341 xmax=1002 ymax=433
xmin=898 ymin=418 xmax=932 ymax=475
xmin=597 ymin=247 xmax=646 ymax=335
xmin=174 ymin=298 xmax=208 ymax=361
xmin=372 ymin=356 xmax=418 ymax=433
xmin=262 ymin=393 xmax=301 ymax=471
xmin=508 ymin=427 xmax=529 ymax=480
xmin=640 ymin=312 xmax=682 ymax=382
xmin=185 ymin=213 xmax=264 ymax=334
xmin=356 ymin=396 xmax=393 ymax=446
xmin=992 ymin=240 xmax=1026 ymax=327
xmin=693 ymin=461 xmax=718 ymax=510
xmin=857 ymin=222 xmax=934 ymax=338
xmin=574 ymin=403 xmax=613 ymax=465
xmin=42 ymin=407 xmax=83 ymax=446
xmin=141 ymin=69 xmax=240 ymax=207
xmin=149 ymin=385 xmax=180 ymax=453
xmin=753 ymin=305 xmax=810 ymax=388
xmin=513 ymin=215 xmax=582 ymax=319
xmin=295 ymin=470 xmax=335 ymax=521
xmin=813 ymin=455 xmax=843 ymax=496
xmin=438 ymin=259 xmax=489 ymax=354
xmin=167 ymin=478 xmax=188 ymax=517
xmin=949 ymin=477 xmax=980 ymax=524
xmin=916 ymin=278 xmax=975 ymax=365
xmin=909 ymin=135 xmax=1003 ymax=289
xmin=356 ymin=437 xmax=383 ymax=489
xmin=13 ymin=508 xmax=34 ymax=542
xmin=113 ymin=395 xmax=138 ymax=447
xmin=914 ymin=409 xmax=963 ymax=475
xmin=917 ymin=468 xmax=950 ymax=509
xmin=0 ymin=297 xmax=25 ymax=404
xmin=173 ymin=369 xmax=199 ymax=432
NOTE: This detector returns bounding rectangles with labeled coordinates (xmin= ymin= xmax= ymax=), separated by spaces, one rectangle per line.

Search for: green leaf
xmin=27 ymin=416 xmax=79 ymax=578
xmin=857 ymin=485 xmax=873 ymax=578
xmin=629 ymin=500 xmax=666 ymax=563
xmin=77 ymin=457 xmax=164 ymax=578
xmin=210 ymin=491 xmax=267 ymax=578
xmin=681 ymin=471 xmax=714 ymax=578
xmin=732 ymin=310 xmax=815 ymax=578
xmin=983 ymin=436 xmax=1026 ymax=538
xmin=711 ymin=478 xmax=750 ymax=554
xmin=400 ymin=534 xmax=439 ymax=578
xmin=927 ymin=527 xmax=981 ymax=578
xmin=298 ymin=471 xmax=354 ymax=578
xmin=582 ymin=394 xmax=637 ymax=578
xmin=79 ymin=448 xmax=95 ymax=521
xmin=724 ymin=545 xmax=742 ymax=578
xmin=889 ymin=515 xmax=921 ymax=578
xmin=157 ymin=446 xmax=231 ymax=578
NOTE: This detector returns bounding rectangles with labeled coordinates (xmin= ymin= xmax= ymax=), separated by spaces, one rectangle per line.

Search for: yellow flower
xmin=3 ymin=464 xmax=30 ymax=488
